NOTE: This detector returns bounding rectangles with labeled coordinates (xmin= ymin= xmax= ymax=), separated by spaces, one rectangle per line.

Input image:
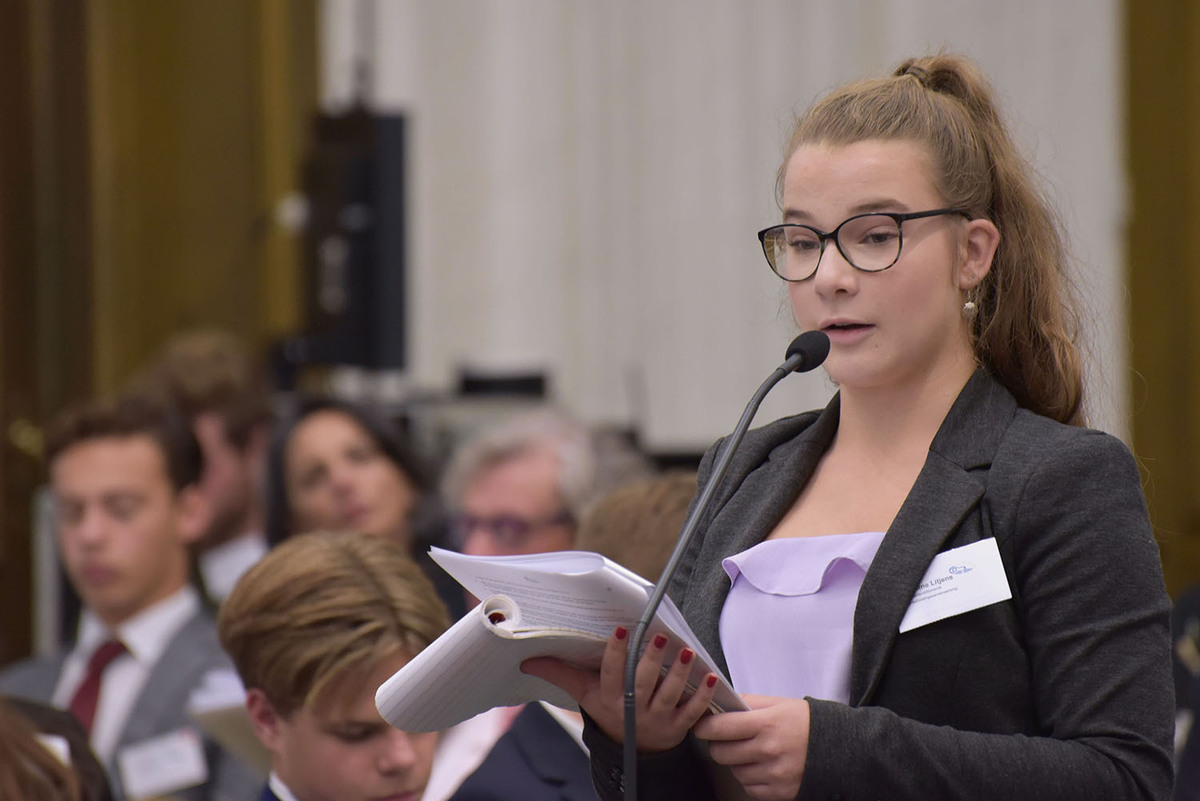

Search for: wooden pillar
xmin=1126 ymin=0 xmax=1200 ymax=596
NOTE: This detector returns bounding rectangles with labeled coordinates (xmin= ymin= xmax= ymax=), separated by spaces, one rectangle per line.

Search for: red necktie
xmin=67 ymin=639 xmax=127 ymax=733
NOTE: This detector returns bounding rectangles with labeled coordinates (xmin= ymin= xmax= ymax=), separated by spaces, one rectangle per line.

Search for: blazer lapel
xmin=849 ymin=370 xmax=1016 ymax=705
xmin=114 ymin=611 xmax=210 ymax=749
xmin=683 ymin=399 xmax=840 ymax=678
xmin=849 ymin=451 xmax=984 ymax=704
xmin=511 ymin=705 xmax=595 ymax=801
xmin=18 ymin=653 xmax=68 ymax=703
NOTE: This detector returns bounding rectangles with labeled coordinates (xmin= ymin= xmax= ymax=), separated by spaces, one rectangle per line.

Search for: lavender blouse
xmin=719 ymin=532 xmax=886 ymax=703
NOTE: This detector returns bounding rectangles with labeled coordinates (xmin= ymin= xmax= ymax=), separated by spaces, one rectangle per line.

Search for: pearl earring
xmin=961 ymin=287 xmax=980 ymax=319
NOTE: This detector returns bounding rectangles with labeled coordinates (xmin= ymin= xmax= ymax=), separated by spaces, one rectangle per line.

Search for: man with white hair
xmin=429 ymin=408 xmax=654 ymax=801
xmin=443 ymin=408 xmax=653 ymax=559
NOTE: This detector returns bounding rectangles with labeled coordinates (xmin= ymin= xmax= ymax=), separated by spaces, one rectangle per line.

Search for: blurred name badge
xmin=899 ymin=538 xmax=1011 ymax=633
xmin=118 ymin=727 xmax=208 ymax=799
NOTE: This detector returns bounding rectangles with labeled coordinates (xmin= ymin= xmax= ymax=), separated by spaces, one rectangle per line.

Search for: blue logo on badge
xmin=948 ymin=565 xmax=973 ymax=575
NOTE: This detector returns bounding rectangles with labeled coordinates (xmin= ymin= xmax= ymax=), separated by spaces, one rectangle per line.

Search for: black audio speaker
xmin=286 ymin=107 xmax=407 ymax=378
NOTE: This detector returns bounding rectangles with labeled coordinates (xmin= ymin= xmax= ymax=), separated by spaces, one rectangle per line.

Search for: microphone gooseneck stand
xmin=621 ymin=331 xmax=830 ymax=801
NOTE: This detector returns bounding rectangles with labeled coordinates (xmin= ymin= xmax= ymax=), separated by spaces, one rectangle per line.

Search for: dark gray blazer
xmin=586 ymin=371 xmax=1174 ymax=801
xmin=0 ymin=610 xmax=260 ymax=801
xmin=450 ymin=703 xmax=597 ymax=801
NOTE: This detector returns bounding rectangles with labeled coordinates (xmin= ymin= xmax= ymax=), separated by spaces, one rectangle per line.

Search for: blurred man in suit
xmin=443 ymin=409 xmax=652 ymax=562
xmin=447 ymin=472 xmax=694 ymax=801
xmin=426 ymin=409 xmax=653 ymax=800
xmin=129 ymin=329 xmax=274 ymax=604
xmin=0 ymin=395 xmax=259 ymax=801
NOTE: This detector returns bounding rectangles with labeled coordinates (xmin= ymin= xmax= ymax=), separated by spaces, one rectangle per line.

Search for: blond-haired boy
xmin=218 ymin=531 xmax=448 ymax=801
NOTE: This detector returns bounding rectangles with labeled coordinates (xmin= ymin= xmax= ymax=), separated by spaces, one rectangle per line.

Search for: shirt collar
xmin=268 ymin=772 xmax=302 ymax=801
xmin=198 ymin=531 xmax=268 ymax=601
xmin=76 ymin=585 xmax=200 ymax=665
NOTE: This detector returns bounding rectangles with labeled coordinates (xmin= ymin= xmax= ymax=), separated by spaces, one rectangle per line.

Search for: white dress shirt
xmin=198 ymin=531 xmax=268 ymax=602
xmin=268 ymin=772 xmax=302 ymax=801
xmin=52 ymin=585 xmax=201 ymax=762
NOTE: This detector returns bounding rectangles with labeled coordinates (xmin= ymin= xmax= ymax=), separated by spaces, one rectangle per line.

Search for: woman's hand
xmin=521 ymin=625 xmax=718 ymax=752
xmin=693 ymin=694 xmax=811 ymax=801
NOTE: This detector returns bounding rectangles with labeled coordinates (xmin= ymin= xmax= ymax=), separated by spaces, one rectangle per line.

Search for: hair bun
xmin=897 ymin=63 xmax=930 ymax=85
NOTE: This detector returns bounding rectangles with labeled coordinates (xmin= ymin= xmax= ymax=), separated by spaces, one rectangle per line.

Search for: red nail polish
xmin=679 ymin=648 xmax=694 ymax=665
xmin=615 ymin=626 xmax=628 ymax=641
xmin=653 ymin=634 xmax=668 ymax=649
xmin=705 ymin=674 xmax=718 ymax=688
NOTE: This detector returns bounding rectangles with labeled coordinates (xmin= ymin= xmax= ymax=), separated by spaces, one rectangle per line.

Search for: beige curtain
xmin=320 ymin=0 xmax=1125 ymax=451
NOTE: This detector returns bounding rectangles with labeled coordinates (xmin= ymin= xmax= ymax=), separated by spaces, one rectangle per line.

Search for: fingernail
xmin=705 ymin=674 xmax=718 ymax=688
xmin=615 ymin=626 xmax=628 ymax=641
xmin=653 ymin=634 xmax=668 ymax=649
xmin=679 ymin=648 xmax=694 ymax=665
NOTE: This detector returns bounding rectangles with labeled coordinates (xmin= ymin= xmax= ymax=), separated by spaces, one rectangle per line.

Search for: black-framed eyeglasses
xmin=450 ymin=509 xmax=575 ymax=549
xmin=757 ymin=208 xmax=971 ymax=282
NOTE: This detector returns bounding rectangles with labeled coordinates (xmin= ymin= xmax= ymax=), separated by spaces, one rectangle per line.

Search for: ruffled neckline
xmin=723 ymin=532 xmax=886 ymax=596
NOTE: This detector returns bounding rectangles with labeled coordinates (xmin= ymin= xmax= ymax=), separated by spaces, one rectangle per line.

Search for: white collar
xmin=538 ymin=701 xmax=586 ymax=753
xmin=197 ymin=531 xmax=268 ymax=602
xmin=77 ymin=585 xmax=200 ymax=666
xmin=268 ymin=772 xmax=302 ymax=801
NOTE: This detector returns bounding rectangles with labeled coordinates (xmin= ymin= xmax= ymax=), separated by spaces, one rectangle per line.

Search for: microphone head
xmin=785 ymin=331 xmax=831 ymax=373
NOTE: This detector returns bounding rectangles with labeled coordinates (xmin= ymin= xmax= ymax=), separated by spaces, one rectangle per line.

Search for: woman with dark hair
xmin=265 ymin=397 xmax=464 ymax=617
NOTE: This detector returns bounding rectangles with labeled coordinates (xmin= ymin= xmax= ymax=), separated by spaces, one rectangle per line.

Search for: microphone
xmin=621 ymin=330 xmax=830 ymax=801
xmin=785 ymin=329 xmax=831 ymax=369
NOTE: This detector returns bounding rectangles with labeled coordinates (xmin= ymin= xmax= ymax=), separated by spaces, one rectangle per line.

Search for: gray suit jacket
xmin=585 ymin=371 xmax=1174 ymax=800
xmin=0 ymin=610 xmax=260 ymax=801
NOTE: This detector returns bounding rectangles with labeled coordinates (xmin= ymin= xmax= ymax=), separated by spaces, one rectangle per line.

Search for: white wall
xmin=319 ymin=0 xmax=1126 ymax=451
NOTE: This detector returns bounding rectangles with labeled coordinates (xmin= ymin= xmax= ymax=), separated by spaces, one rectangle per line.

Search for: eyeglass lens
xmin=763 ymin=214 xmax=903 ymax=280
xmin=451 ymin=512 xmax=571 ymax=548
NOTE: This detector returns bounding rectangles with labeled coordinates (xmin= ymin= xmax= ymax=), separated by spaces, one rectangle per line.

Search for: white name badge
xmin=117 ymin=727 xmax=209 ymax=800
xmin=898 ymin=538 xmax=1012 ymax=633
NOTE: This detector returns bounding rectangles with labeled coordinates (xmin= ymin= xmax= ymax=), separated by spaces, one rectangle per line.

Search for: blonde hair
xmin=217 ymin=531 xmax=449 ymax=716
xmin=575 ymin=472 xmax=697 ymax=583
xmin=781 ymin=53 xmax=1084 ymax=425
